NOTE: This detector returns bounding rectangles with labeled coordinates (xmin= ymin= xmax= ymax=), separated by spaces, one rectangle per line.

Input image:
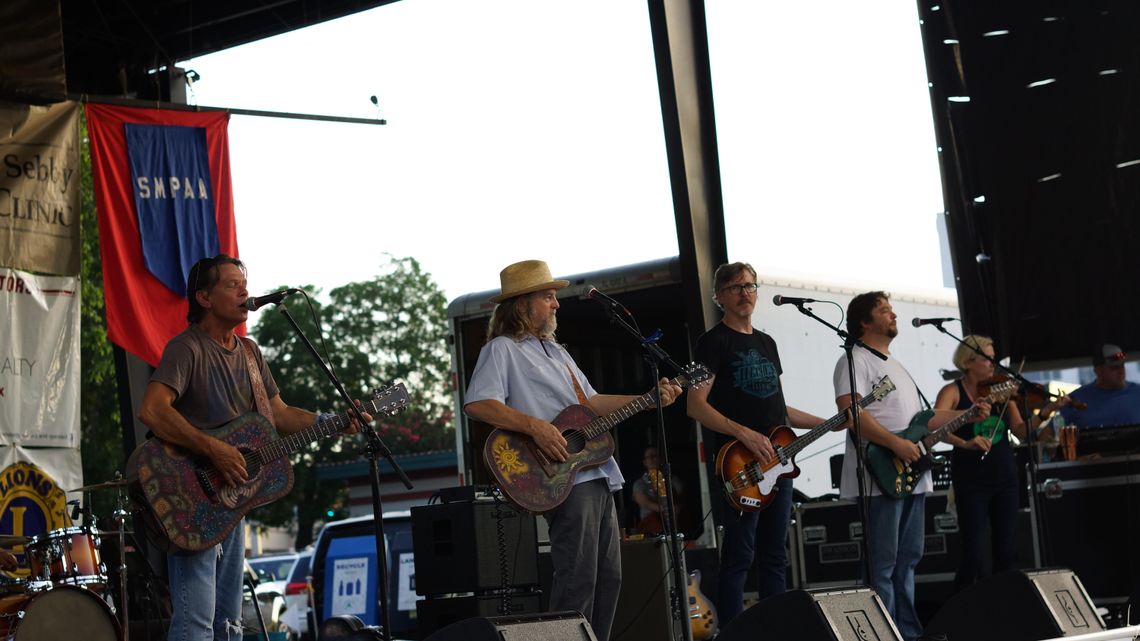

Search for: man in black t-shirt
xmin=687 ymin=262 xmax=832 ymax=625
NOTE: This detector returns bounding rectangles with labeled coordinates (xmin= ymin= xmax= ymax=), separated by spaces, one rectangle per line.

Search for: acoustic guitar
xmin=484 ymin=363 xmax=711 ymax=513
xmin=128 ymin=383 xmax=409 ymax=551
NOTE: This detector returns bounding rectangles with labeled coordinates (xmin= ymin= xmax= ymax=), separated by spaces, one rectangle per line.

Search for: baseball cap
xmin=1094 ymin=344 xmax=1126 ymax=366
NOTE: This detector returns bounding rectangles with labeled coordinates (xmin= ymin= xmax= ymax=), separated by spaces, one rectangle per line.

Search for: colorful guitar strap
xmin=240 ymin=336 xmax=277 ymax=428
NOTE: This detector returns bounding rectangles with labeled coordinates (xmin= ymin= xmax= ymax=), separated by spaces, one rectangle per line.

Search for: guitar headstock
xmin=679 ymin=363 xmax=713 ymax=389
xmin=870 ymin=376 xmax=896 ymax=401
xmin=371 ymin=382 xmax=411 ymax=416
xmin=987 ymin=380 xmax=1019 ymax=404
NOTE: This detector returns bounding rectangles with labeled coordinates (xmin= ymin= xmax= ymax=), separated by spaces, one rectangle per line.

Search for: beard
xmin=887 ymin=324 xmax=898 ymax=339
xmin=527 ymin=301 xmax=558 ymax=338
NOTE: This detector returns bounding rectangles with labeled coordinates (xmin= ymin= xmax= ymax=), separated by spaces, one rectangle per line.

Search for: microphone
xmin=911 ymin=317 xmax=958 ymax=327
xmin=244 ymin=288 xmax=301 ymax=311
xmin=772 ymin=295 xmax=817 ymax=306
xmin=586 ymin=286 xmax=630 ymax=315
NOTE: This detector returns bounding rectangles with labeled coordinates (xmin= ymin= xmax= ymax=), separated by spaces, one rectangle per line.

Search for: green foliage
xmin=73 ymin=108 xmax=452 ymax=545
xmin=77 ymin=112 xmax=127 ymax=519
xmin=249 ymin=255 xmax=454 ymax=547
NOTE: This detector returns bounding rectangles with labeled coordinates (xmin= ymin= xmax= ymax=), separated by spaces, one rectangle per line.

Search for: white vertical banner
xmin=0 ymin=268 xmax=79 ymax=447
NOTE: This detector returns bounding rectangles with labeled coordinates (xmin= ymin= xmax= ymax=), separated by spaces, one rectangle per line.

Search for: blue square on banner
xmin=125 ymin=123 xmax=219 ymax=296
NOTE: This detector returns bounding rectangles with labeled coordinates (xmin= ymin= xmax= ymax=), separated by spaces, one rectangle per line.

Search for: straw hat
xmin=489 ymin=260 xmax=570 ymax=303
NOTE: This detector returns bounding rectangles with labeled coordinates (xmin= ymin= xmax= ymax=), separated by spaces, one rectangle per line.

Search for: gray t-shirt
xmin=151 ymin=324 xmax=280 ymax=430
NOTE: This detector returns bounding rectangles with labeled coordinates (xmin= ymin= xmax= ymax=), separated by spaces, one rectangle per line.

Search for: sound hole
xmin=563 ymin=430 xmax=587 ymax=454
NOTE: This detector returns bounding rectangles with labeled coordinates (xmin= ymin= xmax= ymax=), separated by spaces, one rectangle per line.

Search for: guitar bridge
xmin=196 ymin=468 xmax=218 ymax=499
xmin=526 ymin=440 xmax=557 ymax=478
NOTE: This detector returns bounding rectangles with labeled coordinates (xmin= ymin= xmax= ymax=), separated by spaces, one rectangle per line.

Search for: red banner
xmin=86 ymin=104 xmax=239 ymax=366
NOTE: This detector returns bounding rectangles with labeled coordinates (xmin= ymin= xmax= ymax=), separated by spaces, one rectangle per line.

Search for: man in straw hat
xmin=464 ymin=259 xmax=683 ymax=641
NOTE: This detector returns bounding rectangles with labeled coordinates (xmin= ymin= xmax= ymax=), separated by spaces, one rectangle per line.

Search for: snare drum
xmin=0 ymin=585 xmax=119 ymax=640
xmin=26 ymin=526 xmax=106 ymax=591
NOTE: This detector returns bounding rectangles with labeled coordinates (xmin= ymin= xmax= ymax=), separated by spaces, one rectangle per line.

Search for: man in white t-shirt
xmin=833 ymin=291 xmax=989 ymax=641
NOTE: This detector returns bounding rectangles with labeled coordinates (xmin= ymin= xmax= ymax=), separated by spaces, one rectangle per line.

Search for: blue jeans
xmin=166 ymin=524 xmax=245 ymax=641
xmin=716 ymin=477 xmax=793 ymax=625
xmin=867 ymin=494 xmax=925 ymax=641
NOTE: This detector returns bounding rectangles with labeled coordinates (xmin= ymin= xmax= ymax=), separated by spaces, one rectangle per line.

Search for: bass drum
xmin=0 ymin=585 xmax=119 ymax=640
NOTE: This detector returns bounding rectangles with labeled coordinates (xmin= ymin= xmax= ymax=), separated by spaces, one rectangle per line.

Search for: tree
xmin=78 ymin=112 xmax=127 ymax=520
xmin=249 ymin=255 xmax=454 ymax=547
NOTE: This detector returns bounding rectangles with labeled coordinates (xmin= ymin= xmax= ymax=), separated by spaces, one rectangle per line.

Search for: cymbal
xmin=0 ymin=535 xmax=28 ymax=546
xmin=69 ymin=479 xmax=129 ymax=492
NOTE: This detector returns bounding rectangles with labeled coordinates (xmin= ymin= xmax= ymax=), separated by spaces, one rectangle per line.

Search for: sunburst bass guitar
xmin=128 ymin=383 xmax=409 ymax=551
xmin=716 ymin=376 xmax=896 ymax=512
xmin=484 ymin=363 xmax=711 ymax=513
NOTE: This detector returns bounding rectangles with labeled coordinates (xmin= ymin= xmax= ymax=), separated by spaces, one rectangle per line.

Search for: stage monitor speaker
xmin=717 ymin=587 xmax=901 ymax=641
xmin=422 ymin=610 xmax=597 ymax=641
xmin=925 ymin=568 xmax=1105 ymax=640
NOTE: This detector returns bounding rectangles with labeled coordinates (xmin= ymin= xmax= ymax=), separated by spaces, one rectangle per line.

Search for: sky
xmin=180 ymin=0 xmax=953 ymax=313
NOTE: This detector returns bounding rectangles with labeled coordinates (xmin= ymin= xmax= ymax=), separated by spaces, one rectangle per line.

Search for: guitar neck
xmin=783 ymin=392 xmax=881 ymax=458
xmin=579 ymin=374 xmax=688 ymax=441
xmin=919 ymin=383 xmax=1013 ymax=448
xmin=258 ymin=397 xmax=384 ymax=463
xmin=921 ymin=406 xmax=979 ymax=449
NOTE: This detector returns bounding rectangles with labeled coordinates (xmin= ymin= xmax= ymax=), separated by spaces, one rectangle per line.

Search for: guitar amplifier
xmin=411 ymin=498 xmax=539 ymax=596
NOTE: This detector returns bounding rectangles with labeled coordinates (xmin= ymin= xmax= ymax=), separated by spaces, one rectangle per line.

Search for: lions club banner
xmin=85 ymin=104 xmax=239 ymax=366
xmin=0 ymin=268 xmax=79 ymax=447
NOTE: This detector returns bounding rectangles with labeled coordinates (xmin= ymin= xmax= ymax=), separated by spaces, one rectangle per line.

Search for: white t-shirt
xmin=832 ymin=348 xmax=930 ymax=498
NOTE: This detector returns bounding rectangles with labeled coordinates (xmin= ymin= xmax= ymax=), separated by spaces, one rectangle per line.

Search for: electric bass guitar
xmin=716 ymin=376 xmax=896 ymax=512
xmin=484 ymin=363 xmax=711 ymax=513
xmin=128 ymin=383 xmax=410 ymax=551
xmin=866 ymin=379 xmax=1017 ymax=498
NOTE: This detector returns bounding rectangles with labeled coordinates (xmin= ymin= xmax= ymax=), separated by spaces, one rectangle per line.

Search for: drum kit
xmin=0 ymin=477 xmax=134 ymax=641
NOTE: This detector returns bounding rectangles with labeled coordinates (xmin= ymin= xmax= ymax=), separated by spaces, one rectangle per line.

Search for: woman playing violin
xmin=934 ymin=335 xmax=1071 ymax=589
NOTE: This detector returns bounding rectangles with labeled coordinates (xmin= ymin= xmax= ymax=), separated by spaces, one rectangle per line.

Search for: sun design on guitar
xmin=490 ymin=435 xmax=529 ymax=482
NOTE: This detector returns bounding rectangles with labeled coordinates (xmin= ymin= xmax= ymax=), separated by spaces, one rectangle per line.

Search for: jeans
xmin=953 ymin=477 xmax=1019 ymax=589
xmin=715 ymin=476 xmax=793 ymax=625
xmin=166 ymin=524 xmax=245 ymax=641
xmin=544 ymin=479 xmax=622 ymax=641
xmin=867 ymin=494 xmax=925 ymax=641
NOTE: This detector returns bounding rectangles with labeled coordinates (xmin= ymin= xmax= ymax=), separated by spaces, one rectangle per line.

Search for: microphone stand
xmin=271 ymin=302 xmax=413 ymax=641
xmin=596 ymin=301 xmax=693 ymax=641
xmin=920 ymin=322 xmax=1054 ymax=567
xmin=783 ymin=301 xmax=886 ymax=583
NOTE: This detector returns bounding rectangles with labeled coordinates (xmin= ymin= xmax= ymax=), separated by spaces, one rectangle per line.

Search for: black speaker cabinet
xmin=717 ymin=587 xmax=901 ymax=641
xmin=416 ymin=592 xmax=543 ymax=638
xmin=412 ymin=498 xmax=539 ymax=596
xmin=423 ymin=610 xmax=597 ymax=641
xmin=612 ymin=538 xmax=675 ymax=641
xmin=925 ymin=568 xmax=1105 ymax=640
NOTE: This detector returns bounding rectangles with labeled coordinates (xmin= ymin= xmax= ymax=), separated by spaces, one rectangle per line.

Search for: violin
xmin=977 ymin=375 xmax=1086 ymax=411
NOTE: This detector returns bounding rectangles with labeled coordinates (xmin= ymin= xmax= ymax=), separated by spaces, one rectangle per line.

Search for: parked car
xmin=242 ymin=559 xmax=293 ymax=640
xmin=249 ymin=552 xmax=300 ymax=598
xmin=280 ymin=551 xmax=315 ymax=641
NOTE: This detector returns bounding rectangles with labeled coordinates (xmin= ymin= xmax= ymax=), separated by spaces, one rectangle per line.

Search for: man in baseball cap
xmin=1059 ymin=344 xmax=1140 ymax=427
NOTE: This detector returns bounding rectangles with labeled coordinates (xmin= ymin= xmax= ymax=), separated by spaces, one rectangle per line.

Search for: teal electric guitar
xmin=866 ymin=379 xmax=1017 ymax=498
